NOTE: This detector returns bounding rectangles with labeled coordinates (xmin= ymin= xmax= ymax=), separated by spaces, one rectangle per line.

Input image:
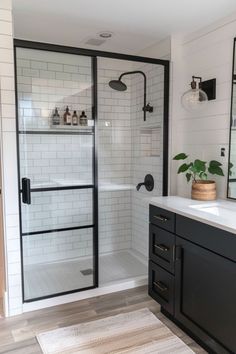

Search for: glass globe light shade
xmin=181 ymin=87 xmax=208 ymax=112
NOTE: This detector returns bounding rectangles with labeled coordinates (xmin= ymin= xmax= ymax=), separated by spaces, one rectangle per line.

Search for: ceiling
xmin=13 ymin=0 xmax=236 ymax=54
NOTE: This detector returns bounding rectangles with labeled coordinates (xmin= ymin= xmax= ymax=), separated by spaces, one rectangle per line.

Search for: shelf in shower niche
xmin=99 ymin=184 xmax=135 ymax=192
xmin=19 ymin=126 xmax=94 ymax=135
xmin=52 ymin=122 xmax=94 ymax=130
xmin=139 ymin=125 xmax=161 ymax=133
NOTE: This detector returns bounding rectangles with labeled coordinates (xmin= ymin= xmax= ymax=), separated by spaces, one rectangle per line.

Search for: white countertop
xmin=150 ymin=196 xmax=236 ymax=235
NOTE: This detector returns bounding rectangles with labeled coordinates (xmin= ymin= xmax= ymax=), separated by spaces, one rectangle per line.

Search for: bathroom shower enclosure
xmin=14 ymin=40 xmax=169 ymax=302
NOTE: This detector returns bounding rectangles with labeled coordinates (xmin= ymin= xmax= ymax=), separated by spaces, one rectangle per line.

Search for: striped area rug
xmin=37 ymin=308 xmax=194 ymax=353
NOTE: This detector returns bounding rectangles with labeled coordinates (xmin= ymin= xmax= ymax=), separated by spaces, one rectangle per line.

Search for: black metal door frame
xmin=14 ymin=39 xmax=170 ymax=303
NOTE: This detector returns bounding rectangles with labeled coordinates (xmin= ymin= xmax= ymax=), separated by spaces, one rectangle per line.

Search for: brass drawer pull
xmin=154 ymin=244 xmax=169 ymax=252
xmin=153 ymin=281 xmax=168 ymax=292
xmin=153 ymin=215 xmax=169 ymax=222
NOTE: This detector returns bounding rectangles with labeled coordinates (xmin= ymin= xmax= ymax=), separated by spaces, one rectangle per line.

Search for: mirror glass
xmin=228 ymin=41 xmax=236 ymax=198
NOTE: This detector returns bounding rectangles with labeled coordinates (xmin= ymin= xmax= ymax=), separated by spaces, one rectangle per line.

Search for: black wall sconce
xmin=181 ymin=76 xmax=216 ymax=111
xmin=109 ymin=70 xmax=153 ymax=121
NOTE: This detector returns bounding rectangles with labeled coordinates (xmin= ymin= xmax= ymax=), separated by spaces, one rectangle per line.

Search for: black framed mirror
xmin=228 ymin=39 xmax=236 ymax=199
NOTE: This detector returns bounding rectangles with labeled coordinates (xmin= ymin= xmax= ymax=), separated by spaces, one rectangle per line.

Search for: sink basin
xmin=189 ymin=203 xmax=236 ymax=217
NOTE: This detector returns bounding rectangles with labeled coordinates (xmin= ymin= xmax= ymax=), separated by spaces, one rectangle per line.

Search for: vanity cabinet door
xmin=175 ymin=236 xmax=236 ymax=354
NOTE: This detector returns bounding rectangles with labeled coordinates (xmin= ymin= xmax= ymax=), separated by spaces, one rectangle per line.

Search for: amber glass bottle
xmin=64 ymin=106 xmax=71 ymax=125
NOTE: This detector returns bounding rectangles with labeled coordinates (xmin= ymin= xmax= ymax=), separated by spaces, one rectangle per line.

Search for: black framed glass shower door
xmin=15 ymin=46 xmax=98 ymax=302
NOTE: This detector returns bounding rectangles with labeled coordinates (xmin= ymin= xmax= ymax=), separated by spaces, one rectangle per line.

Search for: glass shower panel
xmin=23 ymin=228 xmax=94 ymax=300
xmin=21 ymin=188 xmax=93 ymax=234
xmin=16 ymin=48 xmax=93 ymax=132
xmin=15 ymin=47 xmax=97 ymax=301
xmin=19 ymin=133 xmax=93 ymax=189
xmin=97 ymin=57 xmax=164 ymax=285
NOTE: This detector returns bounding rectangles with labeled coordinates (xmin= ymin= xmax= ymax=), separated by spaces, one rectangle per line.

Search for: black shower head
xmin=108 ymin=70 xmax=153 ymax=121
xmin=109 ymin=79 xmax=127 ymax=91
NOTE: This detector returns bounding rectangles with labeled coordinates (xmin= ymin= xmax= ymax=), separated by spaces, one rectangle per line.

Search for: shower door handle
xmin=22 ymin=178 xmax=31 ymax=204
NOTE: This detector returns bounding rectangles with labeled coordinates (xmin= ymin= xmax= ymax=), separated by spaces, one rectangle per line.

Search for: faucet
xmin=136 ymin=174 xmax=154 ymax=192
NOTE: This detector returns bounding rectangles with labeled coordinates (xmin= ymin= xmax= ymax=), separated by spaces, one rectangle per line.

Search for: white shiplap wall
xmin=170 ymin=20 xmax=235 ymax=198
xmin=0 ymin=0 xmax=22 ymax=316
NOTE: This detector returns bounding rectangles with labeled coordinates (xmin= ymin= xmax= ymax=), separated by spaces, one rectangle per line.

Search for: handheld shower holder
xmin=143 ymin=103 xmax=153 ymax=113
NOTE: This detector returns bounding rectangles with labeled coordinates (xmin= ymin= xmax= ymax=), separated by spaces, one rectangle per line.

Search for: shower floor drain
xmin=80 ymin=268 xmax=93 ymax=276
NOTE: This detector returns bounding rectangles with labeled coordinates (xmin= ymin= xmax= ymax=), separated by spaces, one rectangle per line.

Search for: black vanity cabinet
xmin=149 ymin=205 xmax=236 ymax=354
xmin=148 ymin=206 xmax=176 ymax=315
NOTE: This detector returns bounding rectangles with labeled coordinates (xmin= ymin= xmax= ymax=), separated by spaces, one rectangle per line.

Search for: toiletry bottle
xmin=64 ymin=106 xmax=71 ymax=125
xmin=80 ymin=111 xmax=87 ymax=126
xmin=52 ymin=107 xmax=60 ymax=125
xmin=72 ymin=110 xmax=78 ymax=126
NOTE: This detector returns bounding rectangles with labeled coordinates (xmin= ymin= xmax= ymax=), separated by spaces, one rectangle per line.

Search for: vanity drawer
xmin=149 ymin=224 xmax=175 ymax=274
xmin=149 ymin=205 xmax=175 ymax=233
xmin=176 ymin=214 xmax=236 ymax=262
xmin=148 ymin=261 xmax=174 ymax=315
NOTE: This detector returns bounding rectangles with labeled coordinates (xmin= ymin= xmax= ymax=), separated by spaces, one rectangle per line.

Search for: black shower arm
xmin=118 ymin=71 xmax=147 ymax=120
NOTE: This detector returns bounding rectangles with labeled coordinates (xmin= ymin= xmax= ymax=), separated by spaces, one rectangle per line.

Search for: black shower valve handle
xmin=136 ymin=174 xmax=154 ymax=192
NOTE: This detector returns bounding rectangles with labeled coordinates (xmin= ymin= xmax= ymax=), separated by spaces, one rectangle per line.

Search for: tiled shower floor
xmin=24 ymin=250 xmax=147 ymax=300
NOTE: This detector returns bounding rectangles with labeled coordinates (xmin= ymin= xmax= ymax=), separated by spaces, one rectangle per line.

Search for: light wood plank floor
xmin=0 ymin=297 xmax=3 ymax=318
xmin=0 ymin=286 xmax=206 ymax=354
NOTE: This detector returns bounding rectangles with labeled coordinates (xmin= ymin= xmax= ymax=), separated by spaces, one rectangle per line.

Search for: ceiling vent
xmin=99 ymin=31 xmax=113 ymax=38
xmin=84 ymin=38 xmax=106 ymax=46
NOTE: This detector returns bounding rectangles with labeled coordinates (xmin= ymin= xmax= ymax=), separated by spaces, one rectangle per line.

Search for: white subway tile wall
xmin=98 ymin=58 xmax=132 ymax=255
xmin=131 ymin=62 xmax=164 ymax=258
xmin=19 ymin=134 xmax=93 ymax=186
xmin=16 ymin=48 xmax=92 ymax=130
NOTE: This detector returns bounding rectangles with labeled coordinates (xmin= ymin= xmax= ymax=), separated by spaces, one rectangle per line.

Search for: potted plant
xmin=173 ymin=153 xmax=224 ymax=201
